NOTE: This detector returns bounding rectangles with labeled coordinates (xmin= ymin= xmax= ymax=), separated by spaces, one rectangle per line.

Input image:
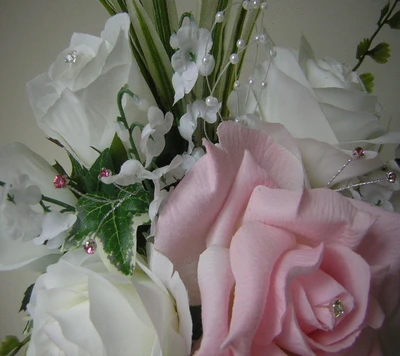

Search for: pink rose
xmin=155 ymin=121 xmax=400 ymax=355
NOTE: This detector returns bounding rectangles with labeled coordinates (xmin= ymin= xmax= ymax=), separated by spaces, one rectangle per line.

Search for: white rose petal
xmin=27 ymin=246 xmax=191 ymax=356
xmin=27 ymin=13 xmax=155 ymax=167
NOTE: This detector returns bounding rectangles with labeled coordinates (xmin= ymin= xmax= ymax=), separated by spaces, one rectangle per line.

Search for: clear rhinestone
xmin=64 ymin=50 xmax=77 ymax=64
xmin=329 ymin=299 xmax=345 ymax=318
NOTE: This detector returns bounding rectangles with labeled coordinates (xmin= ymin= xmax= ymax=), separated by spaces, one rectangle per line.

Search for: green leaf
xmin=52 ymin=161 xmax=67 ymax=176
xmin=83 ymin=149 xmax=116 ymax=196
xmin=126 ymin=0 xmax=174 ymax=113
xmin=378 ymin=1 xmax=391 ymax=25
xmin=367 ymin=42 xmax=391 ymax=63
xmin=360 ymin=72 xmax=375 ymax=93
xmin=19 ymin=284 xmax=34 ymax=312
xmin=65 ymin=185 xmax=150 ymax=275
xmin=387 ymin=9 xmax=400 ymax=29
xmin=109 ymin=134 xmax=128 ymax=173
xmin=0 ymin=336 xmax=20 ymax=356
xmin=68 ymin=153 xmax=89 ymax=193
xmin=356 ymin=38 xmax=371 ymax=60
xmin=151 ymin=0 xmax=178 ymax=57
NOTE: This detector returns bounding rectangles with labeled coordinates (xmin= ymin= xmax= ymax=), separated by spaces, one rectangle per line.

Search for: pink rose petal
xmin=196 ymin=245 xmax=235 ymax=356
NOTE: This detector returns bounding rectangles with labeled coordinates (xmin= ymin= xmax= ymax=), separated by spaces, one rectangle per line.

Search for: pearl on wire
xmin=233 ymin=80 xmax=241 ymax=90
xmin=248 ymin=77 xmax=255 ymax=86
xmin=261 ymin=1 xmax=268 ymax=10
xmin=269 ymin=48 xmax=277 ymax=58
xmin=257 ymin=34 xmax=268 ymax=44
xmin=252 ymin=0 xmax=260 ymax=9
xmin=236 ymin=39 xmax=245 ymax=49
xmin=215 ymin=11 xmax=224 ymax=23
xmin=206 ymin=96 xmax=218 ymax=107
xmin=202 ymin=54 xmax=212 ymax=65
xmin=230 ymin=53 xmax=239 ymax=65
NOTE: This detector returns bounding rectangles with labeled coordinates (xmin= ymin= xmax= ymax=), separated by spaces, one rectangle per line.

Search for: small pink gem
xmin=387 ymin=172 xmax=397 ymax=183
xmin=53 ymin=175 xmax=67 ymax=189
xmin=83 ymin=239 xmax=97 ymax=254
xmin=352 ymin=147 xmax=365 ymax=159
xmin=98 ymin=168 xmax=112 ymax=179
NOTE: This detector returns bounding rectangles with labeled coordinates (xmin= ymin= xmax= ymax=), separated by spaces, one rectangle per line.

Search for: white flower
xmin=101 ymin=155 xmax=183 ymax=187
xmin=0 ymin=143 xmax=76 ymax=271
xmin=27 ymin=14 xmax=155 ymax=168
xmin=27 ymin=245 xmax=192 ymax=356
xmin=229 ymin=37 xmax=400 ymax=187
xmin=140 ymin=107 xmax=174 ymax=167
xmin=179 ymin=99 xmax=221 ymax=153
xmin=171 ymin=17 xmax=215 ymax=103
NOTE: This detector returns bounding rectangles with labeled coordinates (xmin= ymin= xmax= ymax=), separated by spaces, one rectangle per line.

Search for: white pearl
xmin=269 ymin=48 xmax=277 ymax=58
xmin=202 ymin=54 xmax=212 ymax=65
xmin=230 ymin=53 xmax=239 ymax=65
xmin=258 ymin=34 xmax=267 ymax=44
xmin=252 ymin=0 xmax=260 ymax=9
xmin=261 ymin=81 xmax=267 ymax=89
xmin=261 ymin=1 xmax=268 ymax=10
xmin=233 ymin=80 xmax=240 ymax=90
xmin=248 ymin=77 xmax=254 ymax=86
xmin=205 ymin=96 xmax=218 ymax=107
xmin=236 ymin=39 xmax=245 ymax=49
xmin=215 ymin=11 xmax=224 ymax=23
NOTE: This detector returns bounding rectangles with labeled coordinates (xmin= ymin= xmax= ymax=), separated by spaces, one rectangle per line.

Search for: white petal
xmin=34 ymin=212 xmax=77 ymax=246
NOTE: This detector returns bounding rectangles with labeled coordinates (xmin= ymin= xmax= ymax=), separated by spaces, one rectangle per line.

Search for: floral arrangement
xmin=1 ymin=0 xmax=400 ymax=355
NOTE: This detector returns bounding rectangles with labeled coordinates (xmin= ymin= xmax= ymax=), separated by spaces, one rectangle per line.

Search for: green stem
xmin=41 ymin=195 xmax=76 ymax=212
xmin=10 ymin=335 xmax=30 ymax=356
xmin=0 ymin=180 xmax=75 ymax=212
xmin=117 ymin=87 xmax=143 ymax=163
xmin=353 ymin=0 xmax=399 ymax=71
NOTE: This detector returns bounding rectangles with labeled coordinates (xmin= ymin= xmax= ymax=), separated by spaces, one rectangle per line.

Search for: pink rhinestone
xmin=352 ymin=147 xmax=365 ymax=159
xmin=98 ymin=168 xmax=112 ymax=179
xmin=53 ymin=175 xmax=67 ymax=189
xmin=387 ymin=172 xmax=397 ymax=183
xmin=83 ymin=239 xmax=97 ymax=254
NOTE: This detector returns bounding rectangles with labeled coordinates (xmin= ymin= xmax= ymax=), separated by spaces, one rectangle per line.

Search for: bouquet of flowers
xmin=1 ymin=0 xmax=400 ymax=355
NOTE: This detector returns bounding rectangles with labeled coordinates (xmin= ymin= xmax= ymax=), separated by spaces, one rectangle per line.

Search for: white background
xmin=0 ymin=0 xmax=399 ymax=344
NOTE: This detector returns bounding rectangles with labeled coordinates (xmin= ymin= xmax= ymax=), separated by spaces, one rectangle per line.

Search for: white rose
xmin=0 ymin=143 xmax=76 ymax=270
xmin=26 ymin=244 xmax=192 ymax=356
xmin=27 ymin=13 xmax=155 ymax=168
xmin=229 ymin=37 xmax=400 ymax=187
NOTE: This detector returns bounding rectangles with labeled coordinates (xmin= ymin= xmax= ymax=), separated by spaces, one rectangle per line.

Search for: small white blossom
xmin=178 ymin=99 xmax=221 ymax=153
xmin=140 ymin=107 xmax=173 ymax=167
xmin=171 ymin=17 xmax=215 ymax=103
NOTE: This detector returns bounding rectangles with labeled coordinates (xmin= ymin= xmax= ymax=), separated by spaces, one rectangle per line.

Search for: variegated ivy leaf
xmin=64 ymin=184 xmax=150 ymax=275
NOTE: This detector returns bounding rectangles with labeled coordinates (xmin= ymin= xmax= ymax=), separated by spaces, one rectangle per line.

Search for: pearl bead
xmin=205 ymin=96 xmax=218 ymax=107
xmin=236 ymin=39 xmax=245 ymax=49
xmin=230 ymin=53 xmax=239 ymax=65
xmin=261 ymin=81 xmax=267 ymax=89
xmin=261 ymin=1 xmax=268 ymax=10
xmin=258 ymin=34 xmax=267 ymax=44
xmin=248 ymin=77 xmax=254 ymax=86
xmin=215 ymin=11 xmax=224 ymax=23
xmin=252 ymin=0 xmax=260 ymax=9
xmin=233 ymin=80 xmax=240 ymax=90
xmin=269 ymin=48 xmax=277 ymax=58
xmin=202 ymin=54 xmax=212 ymax=65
